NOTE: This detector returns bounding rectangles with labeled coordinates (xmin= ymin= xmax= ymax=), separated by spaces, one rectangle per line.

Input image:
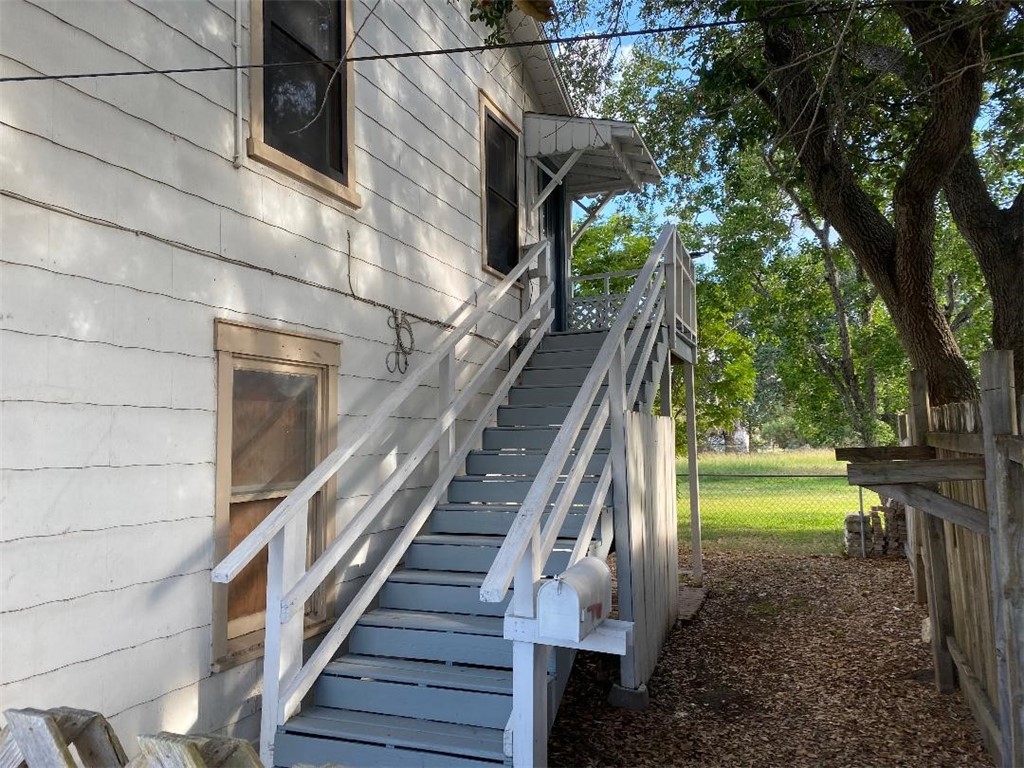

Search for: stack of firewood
xmin=844 ymin=511 xmax=887 ymax=557
xmin=869 ymin=509 xmax=886 ymax=555
xmin=844 ymin=513 xmax=868 ymax=556
xmin=882 ymin=502 xmax=907 ymax=555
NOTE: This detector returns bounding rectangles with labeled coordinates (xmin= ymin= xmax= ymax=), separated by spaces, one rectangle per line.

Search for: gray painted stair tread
xmin=283 ymin=708 xmax=506 ymax=761
xmin=434 ymin=502 xmax=577 ymax=511
xmin=358 ymin=609 xmax=504 ymax=636
xmin=388 ymin=570 xmax=485 ymax=586
xmin=325 ymin=656 xmax=512 ymax=693
xmin=414 ymin=534 xmax=575 ymax=549
xmin=274 ymin=732 xmax=502 ymax=768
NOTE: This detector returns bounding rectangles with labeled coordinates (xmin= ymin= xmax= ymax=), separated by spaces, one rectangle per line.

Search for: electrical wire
xmin=0 ymin=3 xmax=897 ymax=85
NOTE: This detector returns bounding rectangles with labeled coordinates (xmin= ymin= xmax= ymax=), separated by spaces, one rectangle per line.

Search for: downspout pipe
xmin=232 ymin=0 xmax=244 ymax=168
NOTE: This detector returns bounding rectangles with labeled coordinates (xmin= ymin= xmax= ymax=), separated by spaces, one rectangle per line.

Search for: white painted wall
xmin=0 ymin=0 xmax=557 ymax=750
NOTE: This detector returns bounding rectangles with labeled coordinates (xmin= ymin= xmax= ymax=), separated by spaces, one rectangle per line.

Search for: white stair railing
xmin=480 ymin=224 xmax=688 ymax=768
xmin=211 ymin=241 xmax=553 ymax=766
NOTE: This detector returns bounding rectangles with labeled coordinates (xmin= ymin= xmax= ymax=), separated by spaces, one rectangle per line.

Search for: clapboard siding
xmin=125 ymin=0 xmax=239 ymax=66
xmin=1 ymin=2 xmax=232 ymax=156
xmin=0 ymin=464 xmax=215 ymax=542
xmin=1 ymin=401 xmax=213 ymax=470
xmin=1 ymin=0 xmax=553 ymax=748
xmin=109 ymin=665 xmax=263 ymax=753
xmin=27 ymin=0 xmax=236 ymax=110
xmin=1 ymin=332 xmax=216 ymax=410
xmin=1 ymin=517 xmax=213 ymax=610
xmin=2 ymin=570 xmax=211 ymax=684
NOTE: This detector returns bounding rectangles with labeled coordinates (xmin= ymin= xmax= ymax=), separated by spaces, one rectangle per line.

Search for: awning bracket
xmin=530 ymin=149 xmax=584 ymax=216
xmin=571 ymin=193 xmax=614 ymax=246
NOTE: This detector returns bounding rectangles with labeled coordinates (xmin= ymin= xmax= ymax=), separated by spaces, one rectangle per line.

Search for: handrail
xmin=480 ymin=224 xmax=675 ymax=603
xmin=212 ymin=243 xmax=545 ymax=584
xmin=280 ymin=282 xmax=555 ymax=620
xmin=536 ymin=290 xmax=664 ymax=563
xmin=279 ymin=304 xmax=555 ymax=719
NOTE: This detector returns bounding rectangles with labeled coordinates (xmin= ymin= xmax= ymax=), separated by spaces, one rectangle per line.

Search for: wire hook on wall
xmin=386 ymin=309 xmax=415 ymax=374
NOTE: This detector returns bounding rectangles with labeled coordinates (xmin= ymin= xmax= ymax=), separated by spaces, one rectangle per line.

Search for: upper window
xmin=483 ymin=110 xmax=520 ymax=275
xmin=249 ymin=0 xmax=359 ymax=207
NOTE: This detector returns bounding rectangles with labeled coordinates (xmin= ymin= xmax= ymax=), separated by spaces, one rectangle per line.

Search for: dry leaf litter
xmin=549 ymin=551 xmax=991 ymax=767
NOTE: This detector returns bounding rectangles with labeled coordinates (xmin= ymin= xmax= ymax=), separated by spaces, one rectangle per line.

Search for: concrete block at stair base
xmin=608 ymin=683 xmax=650 ymax=710
xmin=921 ymin=616 xmax=932 ymax=644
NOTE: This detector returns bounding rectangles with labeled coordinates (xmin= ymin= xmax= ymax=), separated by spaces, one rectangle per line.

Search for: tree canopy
xmin=473 ymin=0 xmax=1023 ymax=442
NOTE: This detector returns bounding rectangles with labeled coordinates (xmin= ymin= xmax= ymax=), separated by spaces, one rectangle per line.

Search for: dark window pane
xmin=266 ymin=0 xmax=338 ymax=59
xmin=231 ymin=368 xmax=317 ymax=492
xmin=485 ymin=116 xmax=517 ymax=201
xmin=487 ymin=194 xmax=518 ymax=274
xmin=484 ymin=112 xmax=518 ymax=273
xmin=263 ymin=0 xmax=344 ymax=180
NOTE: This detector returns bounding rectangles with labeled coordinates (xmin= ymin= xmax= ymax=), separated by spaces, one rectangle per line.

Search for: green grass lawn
xmin=677 ymin=449 xmax=861 ymax=555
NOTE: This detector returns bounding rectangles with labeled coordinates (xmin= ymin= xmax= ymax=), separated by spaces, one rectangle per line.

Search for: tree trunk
xmin=756 ymin=5 xmax=985 ymax=404
xmin=944 ymin=150 xmax=1024 ymax=392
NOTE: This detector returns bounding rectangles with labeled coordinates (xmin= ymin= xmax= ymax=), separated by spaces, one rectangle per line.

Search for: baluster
xmin=259 ymin=512 xmax=307 ymax=766
xmin=439 ymin=348 xmax=456 ymax=485
xmin=511 ymin=531 xmax=547 ymax=768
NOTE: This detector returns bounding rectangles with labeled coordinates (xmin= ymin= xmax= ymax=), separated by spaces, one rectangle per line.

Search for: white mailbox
xmin=537 ymin=557 xmax=613 ymax=643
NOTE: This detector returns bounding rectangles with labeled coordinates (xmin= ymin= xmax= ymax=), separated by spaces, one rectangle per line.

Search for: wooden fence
xmin=614 ymin=412 xmax=680 ymax=697
xmin=843 ymin=351 xmax=1022 ymax=766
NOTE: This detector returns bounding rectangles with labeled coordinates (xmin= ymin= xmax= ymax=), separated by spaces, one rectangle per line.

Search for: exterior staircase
xmin=272 ymin=326 xmax=669 ymax=767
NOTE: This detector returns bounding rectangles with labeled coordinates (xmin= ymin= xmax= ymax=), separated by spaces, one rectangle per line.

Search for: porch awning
xmin=523 ymin=113 xmax=662 ymax=198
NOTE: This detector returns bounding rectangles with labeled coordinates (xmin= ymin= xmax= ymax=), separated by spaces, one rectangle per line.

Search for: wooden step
xmin=275 ymin=718 xmax=504 ymax=767
xmin=348 ymin=610 xmax=512 ymax=667
xmin=405 ymin=535 xmax=573 ymax=575
xmin=380 ymin=575 xmax=508 ymax=616
xmin=466 ymin=449 xmax=608 ymax=476
xmin=313 ymin=657 xmax=512 ymax=729
xmin=447 ymin=477 xmax=601 ymax=504
xmin=508 ymin=383 xmax=608 ymax=406
xmin=539 ymin=330 xmax=609 ymax=350
xmin=528 ymin=348 xmax=602 ymax=368
xmin=430 ymin=505 xmax=589 ymax=538
xmin=482 ymin=426 xmax=610 ymax=451
xmin=496 ymin=403 xmax=605 ymax=427
xmin=520 ymin=362 xmax=637 ymax=386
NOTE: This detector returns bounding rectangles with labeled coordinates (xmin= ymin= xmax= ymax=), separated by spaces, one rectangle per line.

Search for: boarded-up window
xmin=484 ymin=111 xmax=519 ymax=274
xmin=213 ymin=322 xmax=340 ymax=666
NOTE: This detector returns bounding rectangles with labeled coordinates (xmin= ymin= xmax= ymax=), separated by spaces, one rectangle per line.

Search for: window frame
xmin=248 ymin=0 xmax=360 ymax=208
xmin=212 ymin=320 xmax=341 ymax=671
xmin=479 ymin=92 xmax=522 ymax=282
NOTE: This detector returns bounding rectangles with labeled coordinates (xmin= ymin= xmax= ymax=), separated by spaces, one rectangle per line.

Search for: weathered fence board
xmin=897 ymin=351 xmax=1021 ymax=767
xmin=615 ymin=412 xmax=679 ymax=697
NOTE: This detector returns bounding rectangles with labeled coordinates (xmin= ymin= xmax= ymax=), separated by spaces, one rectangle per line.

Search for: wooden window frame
xmin=248 ymin=0 xmax=361 ymax=209
xmin=480 ymin=91 xmax=523 ymax=284
xmin=212 ymin=320 xmax=341 ymax=671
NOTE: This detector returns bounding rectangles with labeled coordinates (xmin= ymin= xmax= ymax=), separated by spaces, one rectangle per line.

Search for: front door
xmin=539 ymin=174 xmax=568 ymax=331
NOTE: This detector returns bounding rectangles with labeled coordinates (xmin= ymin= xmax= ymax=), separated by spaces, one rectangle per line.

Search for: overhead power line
xmin=0 ymin=3 xmax=895 ymax=85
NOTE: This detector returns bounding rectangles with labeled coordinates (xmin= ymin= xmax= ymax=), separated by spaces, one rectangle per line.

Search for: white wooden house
xmin=0 ymin=1 xmax=699 ymax=765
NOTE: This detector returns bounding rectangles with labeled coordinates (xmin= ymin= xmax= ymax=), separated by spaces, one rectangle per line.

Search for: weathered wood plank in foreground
xmin=998 ymin=434 xmax=1024 ymax=466
xmin=866 ymin=483 xmax=988 ymax=536
xmin=846 ymin=458 xmax=985 ymax=485
xmin=947 ymin=636 xmax=1003 ymax=765
xmin=834 ymin=445 xmax=935 ymax=462
xmin=927 ymin=431 xmax=985 ymax=455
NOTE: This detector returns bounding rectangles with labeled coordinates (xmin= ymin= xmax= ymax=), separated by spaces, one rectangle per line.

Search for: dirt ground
xmin=549 ymin=551 xmax=991 ymax=767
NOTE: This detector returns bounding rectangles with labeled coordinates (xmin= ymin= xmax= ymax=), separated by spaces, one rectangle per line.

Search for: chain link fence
xmin=677 ymin=457 xmax=870 ymax=554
